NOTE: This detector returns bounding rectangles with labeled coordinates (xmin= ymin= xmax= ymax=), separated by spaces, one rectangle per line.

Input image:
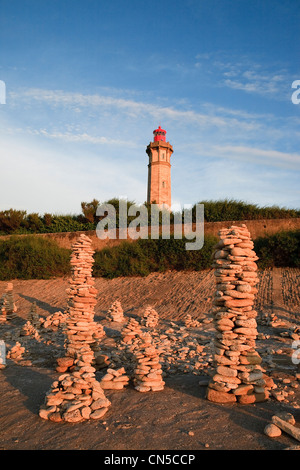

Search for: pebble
xmin=264 ymin=423 xmax=282 ymax=438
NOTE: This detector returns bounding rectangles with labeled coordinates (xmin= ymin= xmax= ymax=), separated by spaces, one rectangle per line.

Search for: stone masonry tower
xmin=146 ymin=126 xmax=173 ymax=209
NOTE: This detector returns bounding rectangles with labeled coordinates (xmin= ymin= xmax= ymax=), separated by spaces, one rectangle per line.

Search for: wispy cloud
xmin=194 ymin=52 xmax=295 ymax=100
xmin=9 ymin=87 xmax=263 ymax=133
xmin=28 ymin=128 xmax=138 ymax=146
xmin=192 ymin=144 xmax=300 ymax=170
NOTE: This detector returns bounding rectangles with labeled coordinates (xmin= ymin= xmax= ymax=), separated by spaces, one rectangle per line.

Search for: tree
xmin=0 ymin=209 xmax=27 ymax=233
xmin=81 ymin=199 xmax=100 ymax=223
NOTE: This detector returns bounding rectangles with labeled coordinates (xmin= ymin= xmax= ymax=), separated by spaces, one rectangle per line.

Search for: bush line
xmin=0 ymin=230 xmax=299 ymax=280
xmin=0 ymin=198 xmax=299 ymax=235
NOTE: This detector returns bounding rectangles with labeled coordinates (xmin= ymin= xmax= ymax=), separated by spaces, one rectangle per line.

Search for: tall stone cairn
xmin=206 ymin=224 xmax=271 ymax=404
xmin=0 ymin=283 xmax=17 ymax=322
xmin=56 ymin=234 xmax=104 ymax=373
xmin=40 ymin=234 xmax=111 ymax=422
xmin=133 ymin=332 xmax=165 ymax=392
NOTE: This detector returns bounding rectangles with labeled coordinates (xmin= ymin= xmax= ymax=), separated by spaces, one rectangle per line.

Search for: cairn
xmin=56 ymin=234 xmax=104 ymax=373
xmin=7 ymin=341 xmax=26 ymax=362
xmin=207 ymin=224 xmax=271 ymax=404
xmin=107 ymin=300 xmax=124 ymax=322
xmin=0 ymin=283 xmax=17 ymax=322
xmin=121 ymin=317 xmax=142 ymax=348
xmin=20 ymin=321 xmax=41 ymax=340
xmin=100 ymin=367 xmax=130 ymax=390
xmin=141 ymin=306 xmax=159 ymax=328
xmin=184 ymin=314 xmax=200 ymax=328
xmin=40 ymin=347 xmax=111 ymax=422
xmin=19 ymin=303 xmax=42 ymax=338
xmin=28 ymin=302 xmax=41 ymax=328
xmin=40 ymin=311 xmax=66 ymax=330
xmin=133 ymin=332 xmax=165 ymax=392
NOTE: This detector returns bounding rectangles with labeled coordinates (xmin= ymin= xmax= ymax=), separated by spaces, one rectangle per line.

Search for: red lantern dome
xmin=153 ymin=125 xmax=166 ymax=142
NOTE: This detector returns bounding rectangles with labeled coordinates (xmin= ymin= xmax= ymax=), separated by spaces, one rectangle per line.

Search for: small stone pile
xmin=133 ymin=332 xmax=165 ymax=392
xmin=20 ymin=321 xmax=41 ymax=340
xmin=57 ymin=234 xmax=103 ymax=372
xmin=100 ymin=367 xmax=130 ymax=390
xmin=28 ymin=302 xmax=41 ymax=328
xmin=141 ymin=306 xmax=159 ymax=328
xmin=121 ymin=317 xmax=142 ymax=350
xmin=107 ymin=300 xmax=124 ymax=322
xmin=20 ymin=303 xmax=42 ymax=338
xmin=184 ymin=314 xmax=201 ymax=328
xmin=207 ymin=224 xmax=271 ymax=404
xmin=40 ymin=311 xmax=67 ymax=330
xmin=40 ymin=348 xmax=111 ymax=423
xmin=0 ymin=283 xmax=17 ymax=322
xmin=7 ymin=341 xmax=26 ymax=361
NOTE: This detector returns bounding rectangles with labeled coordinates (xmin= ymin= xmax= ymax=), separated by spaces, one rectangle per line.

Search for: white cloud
xmin=197 ymin=52 xmax=293 ymax=100
xmin=219 ymin=145 xmax=300 ymax=169
xmin=8 ymin=87 xmax=261 ymax=133
xmin=29 ymin=129 xmax=138 ymax=147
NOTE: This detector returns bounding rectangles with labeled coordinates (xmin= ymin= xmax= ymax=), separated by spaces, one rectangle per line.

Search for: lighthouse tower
xmin=146 ymin=126 xmax=173 ymax=209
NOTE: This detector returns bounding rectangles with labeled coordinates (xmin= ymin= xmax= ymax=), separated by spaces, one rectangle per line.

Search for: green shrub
xmin=42 ymin=215 xmax=94 ymax=233
xmin=0 ymin=209 xmax=27 ymax=234
xmin=255 ymin=230 xmax=300 ymax=269
xmin=0 ymin=236 xmax=71 ymax=280
xmin=0 ymin=199 xmax=299 ymax=236
xmin=93 ymin=235 xmax=217 ymax=279
xmin=194 ymin=199 xmax=300 ymax=222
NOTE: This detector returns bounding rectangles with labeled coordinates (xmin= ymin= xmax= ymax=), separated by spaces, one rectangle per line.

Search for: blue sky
xmin=0 ymin=0 xmax=300 ymax=215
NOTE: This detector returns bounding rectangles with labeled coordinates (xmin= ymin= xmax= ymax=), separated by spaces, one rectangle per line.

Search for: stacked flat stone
xmin=0 ymin=283 xmax=17 ymax=322
xmin=184 ymin=314 xmax=200 ymax=328
xmin=40 ymin=311 xmax=67 ymax=330
xmin=107 ymin=300 xmax=124 ymax=322
xmin=40 ymin=347 xmax=111 ymax=423
xmin=133 ymin=332 xmax=165 ymax=392
xmin=20 ymin=320 xmax=41 ymax=340
xmin=121 ymin=317 xmax=142 ymax=348
xmin=7 ymin=341 xmax=26 ymax=361
xmin=141 ymin=306 xmax=159 ymax=328
xmin=28 ymin=302 xmax=41 ymax=328
xmin=207 ymin=224 xmax=270 ymax=404
xmin=64 ymin=234 xmax=99 ymax=357
xmin=100 ymin=367 xmax=130 ymax=390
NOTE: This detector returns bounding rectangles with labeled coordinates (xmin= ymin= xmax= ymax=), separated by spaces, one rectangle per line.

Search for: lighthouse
xmin=146 ymin=126 xmax=173 ymax=209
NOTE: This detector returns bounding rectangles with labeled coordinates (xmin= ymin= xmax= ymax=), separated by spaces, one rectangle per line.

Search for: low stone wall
xmin=203 ymin=218 xmax=300 ymax=240
xmin=1 ymin=218 xmax=299 ymax=251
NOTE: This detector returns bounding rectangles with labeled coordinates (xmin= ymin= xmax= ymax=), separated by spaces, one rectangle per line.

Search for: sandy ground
xmin=0 ymin=267 xmax=299 ymax=451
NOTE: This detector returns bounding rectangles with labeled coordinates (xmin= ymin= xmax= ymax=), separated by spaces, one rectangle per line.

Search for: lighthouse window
xmin=162 ymin=153 xmax=165 ymax=160
xmin=162 ymin=181 xmax=166 ymax=188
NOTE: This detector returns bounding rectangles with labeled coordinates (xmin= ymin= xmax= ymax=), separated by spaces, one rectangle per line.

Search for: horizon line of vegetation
xmin=0 ymin=229 xmax=299 ymax=280
xmin=0 ymin=198 xmax=299 ymax=236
